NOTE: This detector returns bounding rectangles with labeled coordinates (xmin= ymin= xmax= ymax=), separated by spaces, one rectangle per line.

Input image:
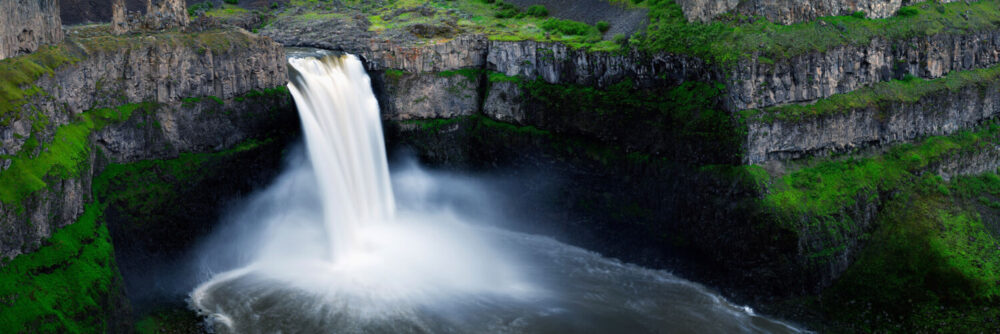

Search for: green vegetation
xmin=501 ymin=72 xmax=741 ymax=161
xmin=350 ymin=0 xmax=612 ymax=50
xmin=92 ymin=138 xmax=272 ymax=224
xmin=135 ymin=307 xmax=203 ymax=334
xmin=0 ymin=203 xmax=119 ymax=333
xmin=746 ymin=63 xmax=1000 ymax=123
xmin=596 ymin=20 xmax=610 ymax=33
xmin=0 ymin=45 xmax=79 ymax=124
xmin=819 ymin=173 xmax=1000 ymax=332
xmin=202 ymin=4 xmax=250 ymax=18
xmin=759 ymin=121 xmax=1000 ymax=266
xmin=635 ymin=0 xmax=1000 ymax=65
xmin=0 ymin=103 xmax=156 ymax=208
xmin=540 ymin=18 xmax=593 ymax=36
xmin=523 ymin=5 xmax=548 ymax=18
xmin=75 ymin=26 xmax=256 ymax=55
xmin=188 ymin=1 xmax=214 ymax=16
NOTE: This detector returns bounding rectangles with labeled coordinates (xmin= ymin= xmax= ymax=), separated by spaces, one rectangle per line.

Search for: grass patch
xmin=0 ymin=103 xmax=156 ymax=208
xmin=635 ymin=0 xmax=1000 ymax=66
xmin=92 ymin=138 xmax=272 ymax=225
xmin=0 ymin=203 xmax=118 ymax=333
xmin=0 ymin=45 xmax=79 ymax=124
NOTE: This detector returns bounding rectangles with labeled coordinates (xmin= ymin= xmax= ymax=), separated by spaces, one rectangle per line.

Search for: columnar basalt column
xmin=143 ymin=0 xmax=189 ymax=30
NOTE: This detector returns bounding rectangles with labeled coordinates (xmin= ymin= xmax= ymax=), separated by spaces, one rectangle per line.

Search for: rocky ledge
xmin=0 ymin=26 xmax=289 ymax=260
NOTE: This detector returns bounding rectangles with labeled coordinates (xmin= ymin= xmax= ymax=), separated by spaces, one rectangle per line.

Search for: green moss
xmin=400 ymin=116 xmax=467 ymax=132
xmin=135 ymin=307 xmax=202 ymax=334
xmin=0 ymin=203 xmax=118 ymax=334
xmin=487 ymin=71 xmax=522 ymax=83
xmin=0 ymin=45 xmax=79 ymax=124
xmin=92 ymin=138 xmax=273 ymax=223
xmin=749 ymin=63 xmax=1000 ymax=122
xmin=0 ymin=103 xmax=156 ymax=208
xmin=765 ymin=122 xmax=1000 ymax=227
xmin=78 ymin=27 xmax=253 ymax=56
xmin=436 ymin=68 xmax=483 ymax=82
xmin=202 ymin=4 xmax=249 ymax=18
xmin=820 ymin=173 xmax=1000 ymax=332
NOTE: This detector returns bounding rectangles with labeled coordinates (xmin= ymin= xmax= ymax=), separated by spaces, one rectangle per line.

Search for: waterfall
xmin=286 ymin=55 xmax=396 ymax=262
xmin=189 ymin=52 xmax=805 ymax=334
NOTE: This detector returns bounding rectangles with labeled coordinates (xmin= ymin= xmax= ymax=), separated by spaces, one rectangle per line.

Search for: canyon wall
xmin=0 ymin=27 xmax=288 ymax=260
xmin=729 ymin=30 xmax=1000 ymax=111
xmin=0 ymin=0 xmax=63 ymax=60
xmin=745 ymin=74 xmax=1000 ymax=164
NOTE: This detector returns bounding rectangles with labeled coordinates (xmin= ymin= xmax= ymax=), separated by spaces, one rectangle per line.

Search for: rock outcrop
xmin=111 ymin=0 xmax=132 ymax=35
xmin=111 ymin=0 xmax=189 ymax=34
xmin=0 ymin=27 xmax=288 ymax=260
xmin=0 ymin=0 xmax=64 ymax=59
xmin=376 ymin=71 xmax=482 ymax=120
xmin=729 ymin=30 xmax=1000 ymax=111
xmin=144 ymin=0 xmax=189 ymax=30
xmin=677 ymin=0 xmax=959 ymax=25
xmin=745 ymin=75 xmax=1000 ymax=164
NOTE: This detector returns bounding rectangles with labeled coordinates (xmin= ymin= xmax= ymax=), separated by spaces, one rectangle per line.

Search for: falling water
xmin=189 ymin=52 xmax=809 ymax=333
xmin=286 ymin=55 xmax=395 ymax=261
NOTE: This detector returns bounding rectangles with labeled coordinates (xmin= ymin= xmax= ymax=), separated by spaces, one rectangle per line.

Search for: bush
xmin=613 ymin=33 xmax=628 ymax=45
xmin=188 ymin=1 xmax=213 ymax=16
xmin=270 ymin=2 xmax=279 ymax=9
xmin=596 ymin=20 xmax=610 ymax=33
xmin=493 ymin=1 xmax=520 ymax=18
xmin=224 ymin=0 xmax=238 ymax=4
xmin=541 ymin=18 xmax=592 ymax=36
xmin=524 ymin=5 xmax=548 ymax=17
xmin=897 ymin=7 xmax=918 ymax=17
xmin=851 ymin=11 xmax=866 ymax=19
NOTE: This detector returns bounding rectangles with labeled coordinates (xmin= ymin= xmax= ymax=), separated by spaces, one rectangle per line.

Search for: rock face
xmin=0 ymin=28 xmax=288 ymax=260
xmin=111 ymin=0 xmax=131 ymax=35
xmin=60 ymin=0 xmax=147 ymax=25
xmin=745 ymin=80 xmax=1000 ymax=164
xmin=262 ymin=16 xmax=709 ymax=88
xmin=0 ymin=0 xmax=63 ymax=59
xmin=144 ymin=0 xmax=189 ymax=30
xmin=486 ymin=40 xmax=708 ymax=89
xmin=729 ymin=30 xmax=1000 ymax=111
xmin=677 ymin=0 xmax=958 ymax=25
xmin=376 ymin=71 xmax=482 ymax=120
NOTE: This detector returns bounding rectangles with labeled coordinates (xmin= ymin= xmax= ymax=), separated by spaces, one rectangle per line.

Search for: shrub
xmin=493 ymin=1 xmax=520 ymax=18
xmin=897 ymin=7 xmax=918 ymax=17
xmin=596 ymin=20 xmax=610 ymax=33
xmin=188 ymin=1 xmax=213 ymax=16
xmin=613 ymin=33 xmax=628 ymax=45
xmin=524 ymin=5 xmax=548 ymax=17
xmin=270 ymin=2 xmax=279 ymax=9
xmin=541 ymin=18 xmax=592 ymax=36
xmin=851 ymin=10 xmax=866 ymax=19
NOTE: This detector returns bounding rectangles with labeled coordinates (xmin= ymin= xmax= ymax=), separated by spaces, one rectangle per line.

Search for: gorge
xmin=3 ymin=0 xmax=1000 ymax=333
